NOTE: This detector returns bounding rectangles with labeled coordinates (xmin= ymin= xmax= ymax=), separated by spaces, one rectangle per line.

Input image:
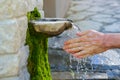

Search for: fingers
xmin=64 ymin=37 xmax=80 ymax=45
xmin=63 ymin=43 xmax=82 ymax=49
xmin=73 ymin=50 xmax=91 ymax=58
xmin=64 ymin=36 xmax=89 ymax=45
xmin=64 ymin=47 xmax=83 ymax=54
xmin=64 ymin=42 xmax=91 ymax=49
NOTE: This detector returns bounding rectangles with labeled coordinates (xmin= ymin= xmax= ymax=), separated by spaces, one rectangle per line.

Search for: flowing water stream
xmin=66 ymin=24 xmax=120 ymax=79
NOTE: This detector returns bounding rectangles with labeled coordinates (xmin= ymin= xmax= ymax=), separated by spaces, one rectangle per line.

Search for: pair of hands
xmin=63 ymin=30 xmax=109 ymax=58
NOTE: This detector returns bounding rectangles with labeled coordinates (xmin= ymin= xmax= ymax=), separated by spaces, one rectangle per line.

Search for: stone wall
xmin=0 ymin=0 xmax=43 ymax=80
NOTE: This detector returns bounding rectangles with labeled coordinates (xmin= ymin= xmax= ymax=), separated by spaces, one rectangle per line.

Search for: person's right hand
xmin=63 ymin=30 xmax=110 ymax=58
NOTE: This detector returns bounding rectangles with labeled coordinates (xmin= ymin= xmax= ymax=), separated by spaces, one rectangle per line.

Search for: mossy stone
xmin=26 ymin=7 xmax=52 ymax=80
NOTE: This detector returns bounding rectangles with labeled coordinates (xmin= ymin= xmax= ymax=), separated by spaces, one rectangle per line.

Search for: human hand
xmin=63 ymin=30 xmax=110 ymax=58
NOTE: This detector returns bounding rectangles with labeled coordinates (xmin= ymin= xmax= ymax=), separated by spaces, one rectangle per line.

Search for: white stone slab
xmin=0 ymin=0 xmax=28 ymax=20
xmin=0 ymin=54 xmax=19 ymax=78
xmin=0 ymin=46 xmax=29 ymax=78
xmin=0 ymin=16 xmax=27 ymax=54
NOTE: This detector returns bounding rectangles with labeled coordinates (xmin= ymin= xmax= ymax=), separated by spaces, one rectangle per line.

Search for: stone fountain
xmin=27 ymin=18 xmax=73 ymax=80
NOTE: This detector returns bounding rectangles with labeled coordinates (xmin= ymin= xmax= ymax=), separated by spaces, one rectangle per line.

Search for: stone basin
xmin=30 ymin=18 xmax=73 ymax=37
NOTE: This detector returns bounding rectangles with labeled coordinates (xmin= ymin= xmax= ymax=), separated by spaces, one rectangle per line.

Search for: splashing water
xmin=66 ymin=24 xmax=120 ymax=79
xmin=67 ymin=24 xmax=92 ymax=79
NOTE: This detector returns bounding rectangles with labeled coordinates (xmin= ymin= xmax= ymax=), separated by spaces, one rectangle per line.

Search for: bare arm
xmin=104 ymin=33 xmax=120 ymax=48
xmin=63 ymin=30 xmax=120 ymax=58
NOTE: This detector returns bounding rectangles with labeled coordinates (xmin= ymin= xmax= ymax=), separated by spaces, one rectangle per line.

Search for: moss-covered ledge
xmin=26 ymin=8 xmax=72 ymax=80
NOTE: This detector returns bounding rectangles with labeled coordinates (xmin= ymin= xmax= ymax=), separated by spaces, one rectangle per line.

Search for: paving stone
xmin=69 ymin=4 xmax=90 ymax=12
xmin=52 ymin=72 xmax=108 ymax=80
xmin=103 ymin=22 xmax=120 ymax=32
xmin=71 ymin=0 xmax=93 ymax=6
xmin=74 ymin=20 xmax=103 ymax=31
xmin=91 ymin=17 xmax=117 ymax=24
xmin=114 ymin=14 xmax=120 ymax=18
xmin=87 ymin=6 xmax=105 ymax=12
xmin=67 ymin=11 xmax=96 ymax=21
xmin=101 ymin=9 xmax=116 ymax=15
xmin=91 ymin=14 xmax=112 ymax=18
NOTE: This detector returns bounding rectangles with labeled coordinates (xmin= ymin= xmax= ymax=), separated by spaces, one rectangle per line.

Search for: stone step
xmin=51 ymin=72 xmax=108 ymax=80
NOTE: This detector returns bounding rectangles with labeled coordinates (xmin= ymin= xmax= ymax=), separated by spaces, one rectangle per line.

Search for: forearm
xmin=104 ymin=33 xmax=120 ymax=49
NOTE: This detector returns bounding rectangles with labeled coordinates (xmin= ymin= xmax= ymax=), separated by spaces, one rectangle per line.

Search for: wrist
xmin=103 ymin=34 xmax=113 ymax=49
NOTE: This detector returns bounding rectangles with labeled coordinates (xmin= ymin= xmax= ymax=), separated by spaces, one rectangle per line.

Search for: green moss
xmin=26 ymin=7 xmax=52 ymax=80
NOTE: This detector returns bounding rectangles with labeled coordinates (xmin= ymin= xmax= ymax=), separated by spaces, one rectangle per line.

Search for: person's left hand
xmin=63 ymin=30 xmax=109 ymax=58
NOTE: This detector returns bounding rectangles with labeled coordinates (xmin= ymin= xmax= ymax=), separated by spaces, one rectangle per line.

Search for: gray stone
xmin=67 ymin=11 xmax=96 ymax=21
xmin=101 ymin=9 xmax=116 ymax=15
xmin=0 ymin=46 xmax=29 ymax=78
xmin=114 ymin=14 xmax=120 ymax=18
xmin=71 ymin=0 xmax=93 ymax=6
xmin=90 ymin=50 xmax=120 ymax=65
xmin=0 ymin=54 xmax=19 ymax=78
xmin=26 ymin=0 xmax=37 ymax=11
xmin=16 ymin=16 xmax=28 ymax=47
xmin=0 ymin=17 xmax=27 ymax=54
xmin=19 ymin=67 xmax=30 ymax=80
xmin=91 ymin=14 xmax=112 ymax=18
xmin=74 ymin=20 xmax=103 ymax=31
xmin=0 ymin=0 xmax=28 ymax=20
xmin=69 ymin=4 xmax=90 ymax=12
xmin=52 ymin=72 xmax=108 ymax=80
xmin=52 ymin=72 xmax=74 ymax=80
xmin=87 ymin=7 xmax=105 ymax=12
xmin=0 ymin=77 xmax=19 ymax=80
xmin=36 ymin=0 xmax=43 ymax=10
xmin=18 ymin=46 xmax=29 ymax=69
xmin=103 ymin=22 xmax=120 ymax=32
xmin=91 ymin=17 xmax=117 ymax=24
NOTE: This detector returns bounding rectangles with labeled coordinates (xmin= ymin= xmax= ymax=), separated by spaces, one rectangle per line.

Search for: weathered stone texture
xmin=0 ymin=0 xmax=28 ymax=20
xmin=0 ymin=46 xmax=29 ymax=79
xmin=0 ymin=77 xmax=19 ymax=80
xmin=0 ymin=54 xmax=19 ymax=78
xmin=0 ymin=0 xmax=43 ymax=20
xmin=0 ymin=0 xmax=43 ymax=79
xmin=0 ymin=16 xmax=27 ymax=54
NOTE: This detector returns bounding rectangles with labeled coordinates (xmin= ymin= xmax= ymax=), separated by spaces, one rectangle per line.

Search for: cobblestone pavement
xmin=64 ymin=0 xmax=120 ymax=79
xmin=66 ymin=0 xmax=120 ymax=33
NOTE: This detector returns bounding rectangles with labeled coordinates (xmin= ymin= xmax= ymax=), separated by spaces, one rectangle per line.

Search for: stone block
xmin=0 ymin=16 xmax=27 ymax=54
xmin=26 ymin=0 xmax=37 ymax=11
xmin=18 ymin=46 xmax=29 ymax=68
xmin=0 ymin=46 xmax=29 ymax=78
xmin=0 ymin=0 xmax=28 ymax=20
xmin=37 ymin=0 xmax=43 ymax=10
xmin=19 ymin=67 xmax=30 ymax=80
xmin=0 ymin=54 xmax=19 ymax=78
xmin=103 ymin=22 xmax=120 ymax=32
xmin=0 ymin=77 xmax=19 ymax=80
xmin=39 ymin=10 xmax=44 ymax=18
xmin=16 ymin=16 xmax=28 ymax=47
